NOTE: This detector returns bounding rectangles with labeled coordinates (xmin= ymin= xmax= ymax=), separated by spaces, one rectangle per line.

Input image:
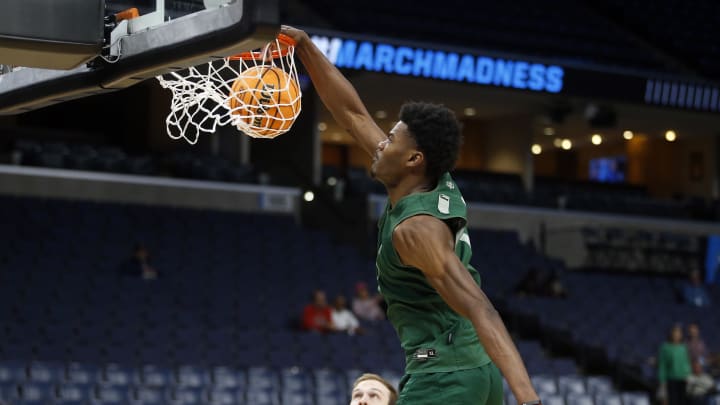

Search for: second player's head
xmin=350 ymin=373 xmax=398 ymax=405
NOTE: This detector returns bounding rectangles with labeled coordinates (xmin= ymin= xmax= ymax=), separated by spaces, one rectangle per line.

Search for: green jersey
xmin=376 ymin=172 xmax=492 ymax=374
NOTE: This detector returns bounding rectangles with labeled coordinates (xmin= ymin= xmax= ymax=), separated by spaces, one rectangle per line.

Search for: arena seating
xmin=11 ymin=140 xmax=257 ymax=184
xmin=0 ymin=195 xmax=669 ymax=404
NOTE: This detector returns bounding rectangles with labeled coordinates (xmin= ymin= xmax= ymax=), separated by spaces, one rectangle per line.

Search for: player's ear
xmin=407 ymin=150 xmax=424 ymax=168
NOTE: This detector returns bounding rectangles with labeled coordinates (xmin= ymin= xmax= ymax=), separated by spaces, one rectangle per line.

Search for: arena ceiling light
xmin=591 ymin=134 xmax=603 ymax=145
xmin=665 ymin=130 xmax=677 ymax=142
xmin=623 ymin=130 xmax=634 ymax=140
xmin=531 ymin=144 xmax=542 ymax=155
xmin=561 ymin=139 xmax=572 ymax=150
xmin=543 ymin=127 xmax=555 ymax=136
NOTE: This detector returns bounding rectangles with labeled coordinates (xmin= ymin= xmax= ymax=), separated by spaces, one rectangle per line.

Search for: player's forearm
xmin=294 ymin=40 xmax=372 ymax=140
xmin=468 ymin=308 xmax=538 ymax=404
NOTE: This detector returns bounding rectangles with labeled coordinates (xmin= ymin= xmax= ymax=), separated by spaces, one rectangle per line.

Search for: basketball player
xmin=281 ymin=26 xmax=541 ymax=405
xmin=350 ymin=373 xmax=398 ymax=405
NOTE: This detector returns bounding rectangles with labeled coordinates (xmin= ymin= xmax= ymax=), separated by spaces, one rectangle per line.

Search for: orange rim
xmin=229 ymin=33 xmax=296 ymax=61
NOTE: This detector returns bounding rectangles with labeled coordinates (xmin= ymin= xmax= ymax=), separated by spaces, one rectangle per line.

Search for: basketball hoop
xmin=157 ymin=34 xmax=302 ymax=144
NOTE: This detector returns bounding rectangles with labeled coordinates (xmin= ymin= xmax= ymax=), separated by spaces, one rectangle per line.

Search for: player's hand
xmin=280 ymin=25 xmax=310 ymax=48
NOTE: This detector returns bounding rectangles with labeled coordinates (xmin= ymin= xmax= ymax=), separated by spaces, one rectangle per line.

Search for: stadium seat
xmin=542 ymin=394 xmax=566 ymax=405
xmin=212 ymin=367 xmax=246 ymax=391
xmin=0 ymin=361 xmax=27 ymax=383
xmin=586 ymin=376 xmax=614 ymax=395
xmin=139 ymin=364 xmax=173 ymax=387
xmin=133 ymin=386 xmax=166 ymax=404
xmin=565 ymin=392 xmax=594 ymax=405
xmin=621 ymin=392 xmax=650 ymax=405
xmin=595 ymin=392 xmax=623 ymax=405
xmin=101 ymin=364 xmax=135 ymax=387
xmin=55 ymin=383 xmax=92 ymax=404
xmin=558 ymin=375 xmax=585 ymax=394
xmin=170 ymin=386 xmax=206 ymax=404
xmin=17 ymin=382 xmax=56 ymax=403
xmin=93 ymin=385 xmax=130 ymax=404
xmin=205 ymin=388 xmax=240 ymax=404
xmin=531 ymin=375 xmax=558 ymax=395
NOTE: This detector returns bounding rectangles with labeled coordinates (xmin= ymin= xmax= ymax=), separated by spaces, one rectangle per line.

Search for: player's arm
xmin=393 ymin=215 xmax=540 ymax=405
xmin=280 ymin=25 xmax=386 ymax=157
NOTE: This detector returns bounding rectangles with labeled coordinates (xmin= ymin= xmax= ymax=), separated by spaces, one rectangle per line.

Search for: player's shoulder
xmin=393 ymin=214 xmax=448 ymax=240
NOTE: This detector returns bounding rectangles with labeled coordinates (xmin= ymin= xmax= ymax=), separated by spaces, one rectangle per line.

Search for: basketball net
xmin=156 ymin=34 xmax=302 ymax=144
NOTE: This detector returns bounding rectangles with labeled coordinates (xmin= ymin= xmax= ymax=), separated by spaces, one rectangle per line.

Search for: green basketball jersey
xmin=376 ymin=172 xmax=492 ymax=374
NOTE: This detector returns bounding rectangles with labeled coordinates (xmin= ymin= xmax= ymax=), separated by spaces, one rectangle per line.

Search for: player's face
xmin=350 ymin=379 xmax=391 ymax=405
xmin=370 ymin=121 xmax=417 ymax=185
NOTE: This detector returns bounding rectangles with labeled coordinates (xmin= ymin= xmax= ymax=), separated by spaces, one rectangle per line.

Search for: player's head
xmin=350 ymin=373 xmax=398 ymax=405
xmin=371 ymin=102 xmax=461 ymax=186
xmin=668 ymin=324 xmax=683 ymax=343
xmin=312 ymin=290 xmax=328 ymax=307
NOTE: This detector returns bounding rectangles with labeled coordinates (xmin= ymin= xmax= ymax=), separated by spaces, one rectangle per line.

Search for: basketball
xmin=228 ymin=65 xmax=302 ymax=138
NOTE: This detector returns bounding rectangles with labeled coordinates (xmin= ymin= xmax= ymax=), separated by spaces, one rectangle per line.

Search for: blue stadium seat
xmin=313 ymin=368 xmax=347 ymax=401
xmin=138 ymin=365 xmax=173 ymax=387
xmin=594 ymin=392 xmax=623 ymax=405
xmin=531 ymin=375 xmax=558 ymax=396
xmin=0 ymin=361 xmax=27 ymax=383
xmin=621 ymin=392 xmax=650 ymax=405
xmin=65 ymin=363 xmax=98 ymax=388
xmin=176 ymin=365 xmax=210 ymax=388
xmin=27 ymin=361 xmax=65 ymax=384
xmin=93 ymin=386 xmax=131 ymax=404
xmin=18 ymin=382 xmax=56 ymax=403
xmin=101 ymin=364 xmax=135 ymax=386
xmin=557 ymin=375 xmax=585 ymax=395
xmin=205 ymin=388 xmax=242 ymax=405
xmin=246 ymin=387 xmax=280 ymax=405
xmin=133 ymin=386 xmax=166 ymax=404
xmin=565 ymin=392 xmax=594 ymax=405
xmin=542 ymin=394 xmax=566 ymax=405
xmin=247 ymin=367 xmax=279 ymax=391
xmin=170 ymin=386 xmax=206 ymax=404
xmin=211 ymin=367 xmax=246 ymax=391
xmin=586 ymin=376 xmax=614 ymax=395
xmin=56 ymin=383 xmax=93 ymax=404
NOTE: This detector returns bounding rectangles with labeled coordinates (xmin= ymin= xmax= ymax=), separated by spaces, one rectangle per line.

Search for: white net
xmin=156 ymin=36 xmax=302 ymax=144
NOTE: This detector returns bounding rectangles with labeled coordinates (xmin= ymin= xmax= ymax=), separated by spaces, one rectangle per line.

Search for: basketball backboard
xmin=0 ymin=0 xmax=280 ymax=115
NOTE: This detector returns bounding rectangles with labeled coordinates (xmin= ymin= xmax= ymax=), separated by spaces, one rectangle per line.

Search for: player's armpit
xmin=392 ymin=214 xmax=489 ymax=319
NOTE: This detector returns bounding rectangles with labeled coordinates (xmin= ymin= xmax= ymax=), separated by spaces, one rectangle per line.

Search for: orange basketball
xmin=229 ymin=65 xmax=301 ymax=138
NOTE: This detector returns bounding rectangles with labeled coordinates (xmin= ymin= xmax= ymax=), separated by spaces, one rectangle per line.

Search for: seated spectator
xmin=352 ymin=282 xmax=385 ymax=321
xmin=686 ymin=323 xmax=708 ymax=366
xmin=543 ymin=269 xmax=568 ymax=298
xmin=331 ymin=295 xmax=363 ymax=335
xmin=686 ymin=360 xmax=715 ymax=405
xmin=302 ymin=290 xmax=334 ymax=333
xmin=514 ymin=266 xmax=546 ymax=296
xmin=682 ymin=270 xmax=711 ymax=307
xmin=119 ymin=243 xmax=159 ymax=280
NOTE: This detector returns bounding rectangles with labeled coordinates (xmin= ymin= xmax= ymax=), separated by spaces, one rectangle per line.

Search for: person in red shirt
xmin=302 ymin=290 xmax=335 ymax=333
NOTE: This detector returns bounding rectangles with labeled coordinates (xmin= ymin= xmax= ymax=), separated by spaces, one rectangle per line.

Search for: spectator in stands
xmin=302 ymin=290 xmax=335 ymax=333
xmin=331 ymin=295 xmax=363 ymax=335
xmin=514 ymin=266 xmax=546 ymax=296
xmin=119 ymin=243 xmax=159 ymax=280
xmin=352 ymin=282 xmax=385 ymax=321
xmin=686 ymin=359 xmax=715 ymax=405
xmin=658 ymin=324 xmax=691 ymax=405
xmin=350 ymin=373 xmax=398 ymax=405
xmin=681 ymin=270 xmax=711 ymax=307
xmin=543 ymin=269 xmax=568 ymax=299
xmin=686 ymin=323 xmax=708 ymax=366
